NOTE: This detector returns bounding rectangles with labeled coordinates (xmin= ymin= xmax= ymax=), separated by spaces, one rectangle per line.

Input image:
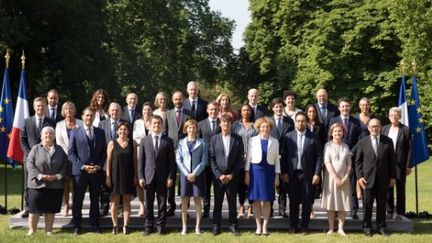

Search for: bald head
xmin=248 ymin=88 xmax=258 ymax=105
xmin=368 ymin=118 xmax=381 ymax=136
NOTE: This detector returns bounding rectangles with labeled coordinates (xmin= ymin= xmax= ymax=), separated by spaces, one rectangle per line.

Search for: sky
xmin=208 ymin=0 xmax=250 ymax=51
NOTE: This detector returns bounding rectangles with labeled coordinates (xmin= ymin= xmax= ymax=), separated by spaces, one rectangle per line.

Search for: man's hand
xmin=167 ymin=179 xmax=173 ymax=188
xmin=358 ymin=177 xmax=367 ymax=189
xmin=139 ymin=179 xmax=145 ymax=188
xmin=389 ymin=178 xmax=396 ymax=188
xmin=312 ymin=175 xmax=320 ymax=185
xmin=106 ymin=176 xmax=111 ymax=188
xmin=187 ymin=174 xmax=196 ymax=183
xmin=282 ymin=174 xmax=289 ymax=183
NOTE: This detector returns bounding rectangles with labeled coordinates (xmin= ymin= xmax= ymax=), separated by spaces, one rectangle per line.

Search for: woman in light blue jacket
xmin=176 ymin=119 xmax=208 ymax=235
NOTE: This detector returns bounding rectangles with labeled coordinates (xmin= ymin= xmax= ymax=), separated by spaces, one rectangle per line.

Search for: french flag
xmin=7 ymin=69 xmax=29 ymax=164
xmin=398 ymin=76 xmax=409 ymax=127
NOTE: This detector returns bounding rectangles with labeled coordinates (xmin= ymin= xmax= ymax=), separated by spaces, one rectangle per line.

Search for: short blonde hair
xmin=182 ymin=119 xmax=198 ymax=135
xmin=154 ymin=92 xmax=168 ymax=108
xmin=254 ymin=117 xmax=273 ymax=131
xmin=389 ymin=107 xmax=401 ymax=116
xmin=61 ymin=101 xmax=77 ymax=118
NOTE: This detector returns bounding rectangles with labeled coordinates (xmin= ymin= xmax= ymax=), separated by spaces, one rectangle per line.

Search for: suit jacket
xmin=67 ymin=126 xmax=107 ymax=176
xmin=183 ymin=97 xmax=208 ymax=122
xmin=270 ymin=116 xmax=294 ymax=144
xmin=45 ymin=105 xmax=62 ymax=123
xmin=137 ymin=134 xmax=176 ymax=185
xmin=245 ymin=135 xmax=281 ymax=173
xmin=98 ymin=118 xmax=130 ymax=144
xmin=382 ymin=124 xmax=412 ymax=179
xmin=251 ymin=104 xmax=269 ymax=121
xmin=166 ymin=108 xmax=193 ymax=146
xmin=281 ymin=129 xmax=323 ymax=181
xmin=210 ymin=133 xmax=244 ymax=183
xmin=314 ymin=102 xmax=339 ymax=132
xmin=26 ymin=144 xmax=69 ymax=189
xmin=355 ymin=135 xmax=397 ymax=190
xmin=198 ymin=118 xmax=221 ymax=146
xmin=121 ymin=105 xmax=141 ymax=124
xmin=176 ymin=138 xmax=208 ymax=177
xmin=329 ymin=116 xmax=362 ymax=150
xmin=20 ymin=116 xmax=56 ymax=156
xmin=55 ymin=119 xmax=83 ymax=153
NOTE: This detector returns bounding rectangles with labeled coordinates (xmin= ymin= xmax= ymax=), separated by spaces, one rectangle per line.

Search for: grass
xmin=1 ymin=161 xmax=432 ymax=242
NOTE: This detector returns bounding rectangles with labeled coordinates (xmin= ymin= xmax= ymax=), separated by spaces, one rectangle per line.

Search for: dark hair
xmin=90 ymin=89 xmax=110 ymax=111
xmin=305 ymin=104 xmax=322 ymax=125
xmin=142 ymin=101 xmax=153 ymax=109
xmin=220 ymin=113 xmax=233 ymax=123
xmin=337 ymin=97 xmax=351 ymax=106
xmin=238 ymin=104 xmax=253 ymax=120
xmin=117 ymin=121 xmax=131 ymax=132
xmin=151 ymin=114 xmax=163 ymax=122
xmin=271 ymin=97 xmax=285 ymax=108
xmin=283 ymin=90 xmax=297 ymax=100
xmin=295 ymin=111 xmax=309 ymax=122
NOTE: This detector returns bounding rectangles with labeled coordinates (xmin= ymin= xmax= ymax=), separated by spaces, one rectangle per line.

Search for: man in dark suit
xmin=182 ymin=81 xmax=208 ymax=122
xmin=20 ymin=97 xmax=56 ymax=218
xmin=329 ymin=97 xmax=362 ymax=219
xmin=269 ymin=97 xmax=294 ymax=218
xmin=356 ymin=118 xmax=396 ymax=237
xmin=98 ymin=102 xmax=129 ymax=215
xmin=210 ymin=114 xmax=244 ymax=236
xmin=68 ymin=107 xmax=107 ymax=235
xmin=382 ymin=107 xmax=412 ymax=220
xmin=165 ymin=91 xmax=192 ymax=216
xmin=121 ymin=92 xmax=141 ymax=124
xmin=247 ymin=88 xmax=269 ymax=121
xmin=281 ymin=112 xmax=322 ymax=234
xmin=45 ymin=89 xmax=62 ymax=123
xmin=198 ymin=101 xmax=221 ymax=218
xmin=138 ymin=115 xmax=176 ymax=235
xmin=313 ymin=88 xmax=339 ymax=135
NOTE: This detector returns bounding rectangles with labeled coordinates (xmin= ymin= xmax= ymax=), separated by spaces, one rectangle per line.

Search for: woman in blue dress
xmin=245 ymin=117 xmax=280 ymax=235
xmin=176 ymin=119 xmax=208 ymax=235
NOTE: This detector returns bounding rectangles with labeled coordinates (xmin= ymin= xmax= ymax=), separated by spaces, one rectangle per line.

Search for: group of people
xmin=20 ymin=82 xmax=412 ymax=238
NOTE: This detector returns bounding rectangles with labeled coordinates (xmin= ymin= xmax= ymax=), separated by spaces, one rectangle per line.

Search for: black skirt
xmin=28 ymin=188 xmax=63 ymax=214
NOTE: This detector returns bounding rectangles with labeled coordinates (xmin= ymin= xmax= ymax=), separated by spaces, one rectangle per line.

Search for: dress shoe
xmin=378 ymin=228 xmax=389 ymax=237
xmin=279 ymin=212 xmax=288 ymax=218
xmin=300 ymin=228 xmax=309 ymax=235
xmin=143 ymin=228 xmax=151 ymax=236
xmin=73 ymin=228 xmax=82 ymax=235
xmin=100 ymin=210 xmax=109 ymax=217
xmin=351 ymin=212 xmax=359 ymax=220
xmin=212 ymin=227 xmax=220 ymax=236
xmin=92 ymin=227 xmax=102 ymax=234
xmin=202 ymin=210 xmax=210 ymax=218
xmin=230 ymin=227 xmax=240 ymax=237
xmin=157 ymin=227 xmax=166 ymax=235
xmin=123 ymin=226 xmax=130 ymax=235
xmin=364 ymin=229 xmax=372 ymax=237
xmin=112 ymin=226 xmax=119 ymax=234
xmin=166 ymin=209 xmax=175 ymax=217
xmin=21 ymin=210 xmax=29 ymax=218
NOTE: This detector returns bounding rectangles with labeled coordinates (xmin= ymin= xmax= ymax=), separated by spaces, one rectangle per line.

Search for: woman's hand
xmin=105 ymin=176 xmax=111 ymax=188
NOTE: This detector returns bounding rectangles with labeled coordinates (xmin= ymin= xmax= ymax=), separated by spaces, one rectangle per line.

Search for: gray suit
xmin=166 ymin=108 xmax=193 ymax=146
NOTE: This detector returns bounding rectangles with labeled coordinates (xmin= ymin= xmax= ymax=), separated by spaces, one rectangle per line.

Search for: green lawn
xmin=0 ymin=161 xmax=432 ymax=242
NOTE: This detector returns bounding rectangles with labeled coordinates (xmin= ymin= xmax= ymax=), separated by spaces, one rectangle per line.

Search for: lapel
xmin=228 ymin=135 xmax=234 ymax=157
xmin=395 ymin=124 xmax=403 ymax=150
xmin=368 ymin=136 xmax=378 ymax=160
xmin=193 ymin=139 xmax=203 ymax=151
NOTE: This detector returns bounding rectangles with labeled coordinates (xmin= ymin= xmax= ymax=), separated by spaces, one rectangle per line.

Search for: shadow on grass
xmin=413 ymin=219 xmax=432 ymax=234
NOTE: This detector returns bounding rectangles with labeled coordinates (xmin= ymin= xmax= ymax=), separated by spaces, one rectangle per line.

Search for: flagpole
xmin=20 ymin=50 xmax=25 ymax=211
xmin=4 ymin=49 xmax=11 ymax=211
xmin=412 ymin=60 xmax=419 ymax=216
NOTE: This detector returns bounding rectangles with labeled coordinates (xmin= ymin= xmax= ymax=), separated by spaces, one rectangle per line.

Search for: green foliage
xmin=245 ymin=0 xmax=432 ymax=138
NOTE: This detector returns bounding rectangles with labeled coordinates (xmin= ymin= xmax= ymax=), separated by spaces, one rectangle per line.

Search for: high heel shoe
xmin=123 ymin=226 xmax=130 ymax=235
xmin=112 ymin=226 xmax=119 ymax=234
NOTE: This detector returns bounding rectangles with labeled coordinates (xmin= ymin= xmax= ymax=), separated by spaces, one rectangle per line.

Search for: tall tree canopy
xmin=245 ymin=0 xmax=432 ymax=134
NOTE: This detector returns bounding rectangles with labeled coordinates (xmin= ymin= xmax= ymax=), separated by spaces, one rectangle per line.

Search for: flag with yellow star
xmin=0 ymin=65 xmax=15 ymax=167
xmin=408 ymin=76 xmax=429 ymax=166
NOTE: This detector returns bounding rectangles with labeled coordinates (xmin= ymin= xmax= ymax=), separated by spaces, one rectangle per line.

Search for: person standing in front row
xmin=245 ymin=117 xmax=281 ymax=236
xmin=281 ymin=112 xmax=323 ymax=234
xmin=176 ymin=119 xmax=208 ymax=235
xmin=210 ymin=114 xmax=244 ymax=236
xmin=68 ymin=107 xmax=107 ymax=235
xmin=321 ymin=123 xmax=352 ymax=236
xmin=356 ymin=118 xmax=396 ymax=237
xmin=138 ymin=115 xmax=176 ymax=236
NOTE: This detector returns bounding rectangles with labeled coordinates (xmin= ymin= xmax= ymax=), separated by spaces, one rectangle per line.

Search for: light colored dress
xmin=321 ymin=141 xmax=352 ymax=211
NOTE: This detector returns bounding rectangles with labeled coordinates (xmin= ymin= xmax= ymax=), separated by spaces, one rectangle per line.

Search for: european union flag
xmin=408 ymin=76 xmax=430 ymax=166
xmin=0 ymin=65 xmax=15 ymax=167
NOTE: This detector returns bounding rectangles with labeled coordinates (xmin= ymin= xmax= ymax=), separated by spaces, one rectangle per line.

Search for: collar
xmin=152 ymin=132 xmax=162 ymax=138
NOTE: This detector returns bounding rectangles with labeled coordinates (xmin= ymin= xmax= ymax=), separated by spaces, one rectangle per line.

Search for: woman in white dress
xmin=321 ymin=123 xmax=352 ymax=236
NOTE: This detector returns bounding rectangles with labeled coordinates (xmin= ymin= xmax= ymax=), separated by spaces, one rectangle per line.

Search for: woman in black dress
xmin=106 ymin=122 xmax=137 ymax=234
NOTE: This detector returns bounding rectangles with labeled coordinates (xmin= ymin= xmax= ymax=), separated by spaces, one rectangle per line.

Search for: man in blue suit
xmin=281 ymin=112 xmax=323 ymax=234
xmin=329 ymin=97 xmax=362 ymax=219
xmin=68 ymin=107 xmax=107 ymax=235
xmin=182 ymin=81 xmax=208 ymax=122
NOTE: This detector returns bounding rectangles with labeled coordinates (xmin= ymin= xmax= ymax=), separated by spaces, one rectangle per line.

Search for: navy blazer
xmin=20 ymin=116 xmax=56 ymax=156
xmin=121 ymin=105 xmax=141 ymax=124
xmin=251 ymin=104 xmax=269 ymax=121
xmin=314 ymin=102 xmax=340 ymax=132
xmin=45 ymin=105 xmax=62 ymax=123
xmin=183 ymin=97 xmax=208 ymax=122
xmin=138 ymin=134 xmax=176 ymax=185
xmin=382 ymin=123 xmax=412 ymax=179
xmin=329 ymin=116 xmax=362 ymax=150
xmin=198 ymin=118 xmax=221 ymax=146
xmin=210 ymin=133 xmax=244 ymax=183
xmin=280 ymin=129 xmax=323 ymax=181
xmin=67 ymin=126 xmax=107 ymax=176
xmin=270 ymin=116 xmax=294 ymax=142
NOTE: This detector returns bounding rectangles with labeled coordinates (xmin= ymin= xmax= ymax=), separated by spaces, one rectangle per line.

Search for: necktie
xmin=191 ymin=100 xmax=196 ymax=113
xmin=176 ymin=109 xmax=181 ymax=126
xmin=297 ymin=133 xmax=304 ymax=169
xmin=211 ymin=120 xmax=216 ymax=132
xmin=38 ymin=118 xmax=43 ymax=133
xmin=129 ymin=109 xmax=135 ymax=122
xmin=277 ymin=118 xmax=282 ymax=134
xmin=373 ymin=136 xmax=379 ymax=155
xmin=320 ymin=105 xmax=327 ymax=120
xmin=343 ymin=118 xmax=349 ymax=132
xmin=51 ymin=108 xmax=56 ymax=120
xmin=154 ymin=135 xmax=159 ymax=152
xmin=87 ymin=128 xmax=93 ymax=140
xmin=111 ymin=121 xmax=116 ymax=139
